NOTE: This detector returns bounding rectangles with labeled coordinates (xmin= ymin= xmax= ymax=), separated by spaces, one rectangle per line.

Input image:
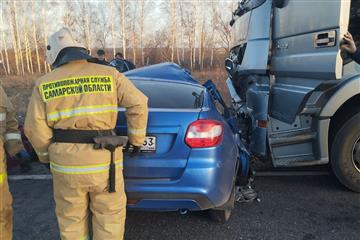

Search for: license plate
xmin=123 ymin=136 xmax=157 ymax=153
xmin=140 ymin=136 xmax=156 ymax=152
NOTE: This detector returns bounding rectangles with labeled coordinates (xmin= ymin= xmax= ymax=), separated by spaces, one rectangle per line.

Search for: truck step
xmin=269 ymin=131 xmax=316 ymax=147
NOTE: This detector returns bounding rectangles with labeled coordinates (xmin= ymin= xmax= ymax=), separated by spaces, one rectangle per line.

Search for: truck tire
xmin=331 ymin=112 xmax=360 ymax=192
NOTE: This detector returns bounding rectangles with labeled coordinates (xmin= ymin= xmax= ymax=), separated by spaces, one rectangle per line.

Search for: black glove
xmin=124 ymin=142 xmax=141 ymax=157
xmin=130 ymin=146 xmax=141 ymax=157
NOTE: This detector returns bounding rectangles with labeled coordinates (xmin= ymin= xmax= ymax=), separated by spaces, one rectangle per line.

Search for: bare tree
xmin=78 ymin=1 xmax=92 ymax=53
xmin=120 ymin=0 xmax=127 ymax=58
xmin=170 ymin=0 xmax=177 ymax=63
xmin=14 ymin=1 xmax=25 ymax=75
xmin=0 ymin=35 xmax=7 ymax=74
xmin=214 ymin=3 xmax=232 ymax=52
xmin=198 ymin=7 xmax=207 ymax=70
xmin=41 ymin=0 xmax=50 ymax=73
xmin=63 ymin=2 xmax=76 ymax=30
xmin=209 ymin=2 xmax=219 ymax=68
xmin=181 ymin=2 xmax=196 ymax=70
xmin=0 ymin=6 xmax=10 ymax=74
xmin=24 ymin=30 xmax=32 ymax=74
xmin=95 ymin=3 xmax=111 ymax=50
xmin=8 ymin=2 xmax=20 ymax=75
xmin=0 ymin=48 xmax=6 ymax=75
xmin=139 ymin=0 xmax=148 ymax=66
xmin=20 ymin=2 xmax=33 ymax=75
xmin=179 ymin=2 xmax=186 ymax=65
xmin=31 ymin=1 xmax=41 ymax=73
xmin=110 ymin=0 xmax=116 ymax=57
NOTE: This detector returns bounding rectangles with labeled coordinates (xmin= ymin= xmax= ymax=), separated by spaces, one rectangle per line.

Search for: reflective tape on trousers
xmin=50 ymin=161 xmax=123 ymax=175
xmin=47 ymin=104 xmax=118 ymax=122
xmin=0 ymin=173 xmax=7 ymax=184
xmin=0 ymin=113 xmax=6 ymax=121
xmin=128 ymin=128 xmax=146 ymax=136
xmin=5 ymin=133 xmax=22 ymax=141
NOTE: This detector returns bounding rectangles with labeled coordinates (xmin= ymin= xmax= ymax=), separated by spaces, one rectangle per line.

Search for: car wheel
xmin=209 ymin=184 xmax=236 ymax=223
xmin=331 ymin=112 xmax=360 ymax=192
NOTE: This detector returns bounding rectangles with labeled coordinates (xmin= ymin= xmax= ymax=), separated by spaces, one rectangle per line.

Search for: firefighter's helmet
xmin=46 ymin=28 xmax=85 ymax=65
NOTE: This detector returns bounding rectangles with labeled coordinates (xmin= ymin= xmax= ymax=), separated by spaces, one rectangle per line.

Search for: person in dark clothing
xmin=341 ymin=32 xmax=360 ymax=64
xmin=95 ymin=49 xmax=110 ymax=66
xmin=110 ymin=52 xmax=136 ymax=73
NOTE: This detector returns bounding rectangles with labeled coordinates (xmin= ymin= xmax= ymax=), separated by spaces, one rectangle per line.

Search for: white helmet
xmin=46 ymin=27 xmax=85 ymax=65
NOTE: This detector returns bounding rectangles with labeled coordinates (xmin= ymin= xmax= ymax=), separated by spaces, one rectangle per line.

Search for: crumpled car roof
xmin=124 ymin=62 xmax=198 ymax=84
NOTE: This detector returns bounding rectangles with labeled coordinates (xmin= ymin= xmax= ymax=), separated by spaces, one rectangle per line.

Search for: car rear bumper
xmin=125 ymin=144 xmax=239 ymax=211
xmin=126 ymin=192 xmax=215 ymax=211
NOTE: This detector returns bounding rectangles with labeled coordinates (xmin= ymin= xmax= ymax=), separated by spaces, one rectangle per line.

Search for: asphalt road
xmin=10 ymin=174 xmax=360 ymax=240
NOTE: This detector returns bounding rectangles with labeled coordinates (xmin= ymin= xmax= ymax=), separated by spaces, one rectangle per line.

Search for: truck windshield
xmin=232 ymin=0 xmax=266 ymax=21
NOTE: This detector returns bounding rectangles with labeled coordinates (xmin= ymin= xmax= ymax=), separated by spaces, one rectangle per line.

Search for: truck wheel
xmin=208 ymin=184 xmax=235 ymax=223
xmin=331 ymin=113 xmax=360 ymax=192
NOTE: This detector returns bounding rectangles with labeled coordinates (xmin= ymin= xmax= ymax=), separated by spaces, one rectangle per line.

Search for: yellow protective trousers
xmin=53 ymin=167 xmax=126 ymax=240
xmin=0 ymin=173 xmax=12 ymax=240
xmin=0 ymin=141 xmax=13 ymax=240
xmin=49 ymin=142 xmax=127 ymax=240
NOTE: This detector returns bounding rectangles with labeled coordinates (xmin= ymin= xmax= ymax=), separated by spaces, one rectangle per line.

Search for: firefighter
xmin=109 ymin=52 xmax=136 ymax=73
xmin=24 ymin=28 xmax=148 ymax=240
xmin=95 ymin=49 xmax=110 ymax=66
xmin=0 ymin=85 xmax=24 ymax=240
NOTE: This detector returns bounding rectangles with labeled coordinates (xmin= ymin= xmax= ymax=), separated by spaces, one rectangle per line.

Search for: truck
xmin=226 ymin=0 xmax=360 ymax=192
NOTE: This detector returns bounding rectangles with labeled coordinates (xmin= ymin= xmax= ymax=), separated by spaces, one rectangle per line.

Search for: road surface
xmin=10 ymin=174 xmax=359 ymax=240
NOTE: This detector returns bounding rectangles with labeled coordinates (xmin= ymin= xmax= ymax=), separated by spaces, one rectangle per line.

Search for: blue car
xmin=116 ymin=63 xmax=250 ymax=222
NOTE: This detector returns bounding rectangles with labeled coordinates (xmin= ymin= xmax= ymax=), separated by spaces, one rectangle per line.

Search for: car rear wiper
xmin=192 ymin=90 xmax=204 ymax=108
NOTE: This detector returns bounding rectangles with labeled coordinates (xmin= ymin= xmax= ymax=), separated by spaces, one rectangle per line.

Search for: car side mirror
xmin=225 ymin=58 xmax=234 ymax=77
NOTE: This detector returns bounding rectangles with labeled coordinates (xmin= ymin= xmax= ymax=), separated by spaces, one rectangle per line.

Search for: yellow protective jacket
xmin=0 ymin=85 xmax=23 ymax=179
xmin=24 ymin=60 xmax=148 ymax=183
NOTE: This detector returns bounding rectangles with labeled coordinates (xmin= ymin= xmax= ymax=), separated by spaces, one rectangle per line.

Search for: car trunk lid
xmin=117 ymin=109 xmax=200 ymax=179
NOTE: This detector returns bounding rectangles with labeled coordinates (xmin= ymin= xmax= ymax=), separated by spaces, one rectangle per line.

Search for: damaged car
xmin=117 ymin=63 xmax=252 ymax=222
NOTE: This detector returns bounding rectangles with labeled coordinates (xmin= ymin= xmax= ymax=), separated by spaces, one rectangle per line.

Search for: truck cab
xmin=226 ymin=0 xmax=360 ymax=192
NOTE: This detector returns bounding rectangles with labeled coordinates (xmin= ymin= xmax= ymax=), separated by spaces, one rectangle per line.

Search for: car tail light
xmin=185 ymin=120 xmax=224 ymax=148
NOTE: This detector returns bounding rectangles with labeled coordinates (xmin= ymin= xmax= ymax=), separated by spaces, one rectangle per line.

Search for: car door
xmin=270 ymin=0 xmax=351 ymax=124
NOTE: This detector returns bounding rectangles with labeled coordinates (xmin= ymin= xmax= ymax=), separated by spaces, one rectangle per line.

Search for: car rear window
xmin=133 ymin=80 xmax=204 ymax=109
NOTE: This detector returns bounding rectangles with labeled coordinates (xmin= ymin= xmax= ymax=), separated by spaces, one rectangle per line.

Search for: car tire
xmin=208 ymin=184 xmax=236 ymax=223
xmin=331 ymin=112 xmax=360 ymax=192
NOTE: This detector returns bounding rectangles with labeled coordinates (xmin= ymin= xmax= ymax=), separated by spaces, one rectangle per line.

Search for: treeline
xmin=0 ymin=0 xmax=236 ymax=76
